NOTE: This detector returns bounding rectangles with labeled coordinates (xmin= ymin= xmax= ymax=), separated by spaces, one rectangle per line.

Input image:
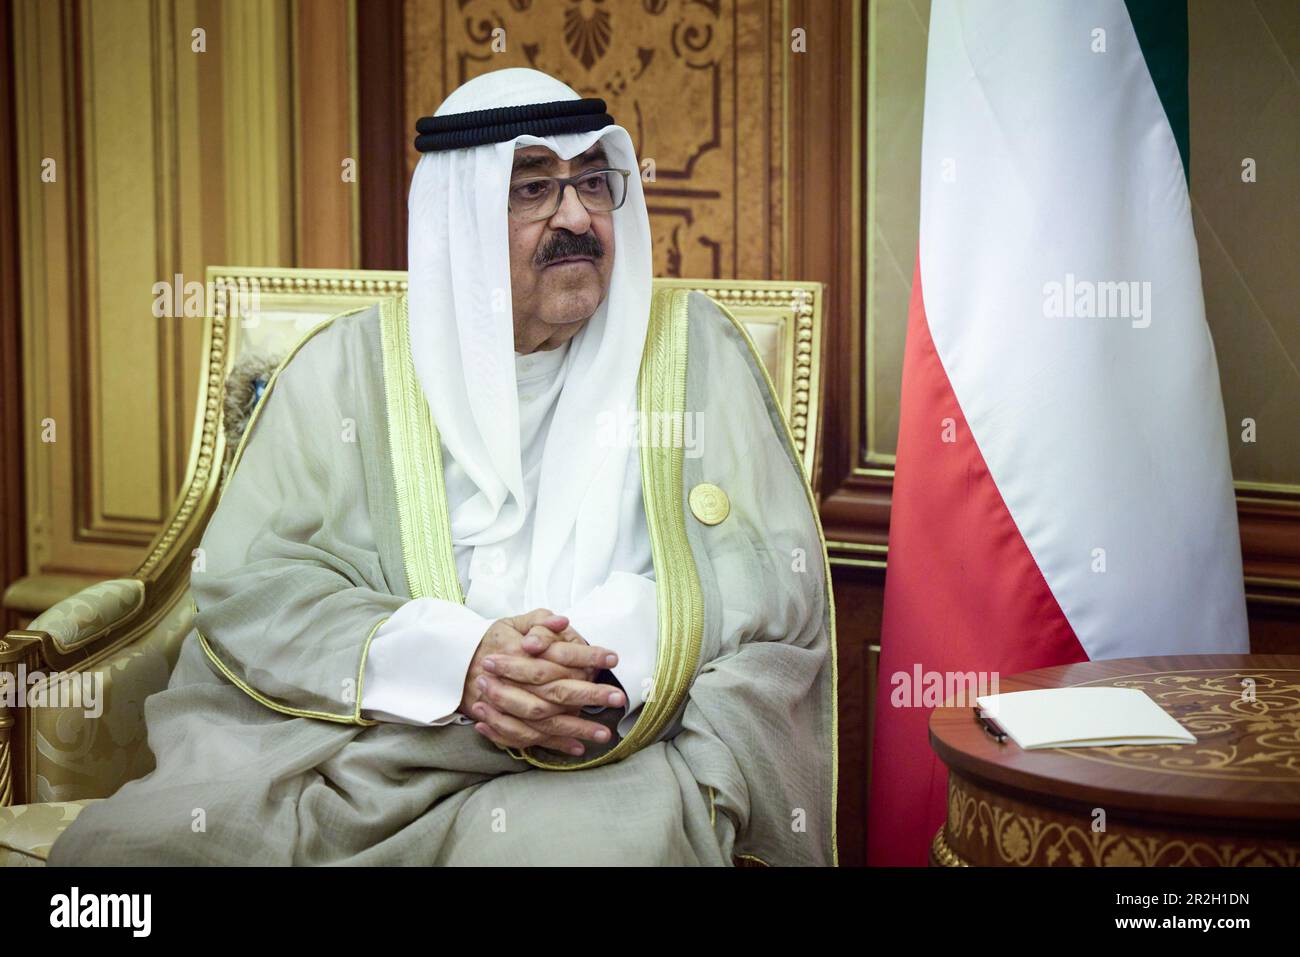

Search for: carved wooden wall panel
xmin=404 ymin=0 xmax=785 ymax=280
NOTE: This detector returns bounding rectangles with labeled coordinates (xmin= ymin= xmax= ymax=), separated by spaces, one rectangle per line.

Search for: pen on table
xmin=973 ymin=707 xmax=1008 ymax=744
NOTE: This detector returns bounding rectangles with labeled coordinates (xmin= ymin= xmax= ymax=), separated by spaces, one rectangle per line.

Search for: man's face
xmin=507 ymin=143 xmax=617 ymax=353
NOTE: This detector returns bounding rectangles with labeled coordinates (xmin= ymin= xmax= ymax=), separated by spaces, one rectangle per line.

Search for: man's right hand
xmin=459 ymin=609 xmax=622 ymax=757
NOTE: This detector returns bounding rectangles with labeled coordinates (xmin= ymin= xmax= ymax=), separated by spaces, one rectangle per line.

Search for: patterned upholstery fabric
xmin=28 ymin=578 xmax=145 ymax=654
xmin=0 ymin=592 xmax=193 ymax=865
xmin=2 ymin=306 xmax=291 ymax=865
xmin=0 ymin=800 xmax=97 ymax=867
xmin=28 ymin=589 xmax=195 ymax=804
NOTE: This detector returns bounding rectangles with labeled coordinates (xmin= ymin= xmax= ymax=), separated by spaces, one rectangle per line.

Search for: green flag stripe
xmin=1124 ymin=0 xmax=1191 ymax=182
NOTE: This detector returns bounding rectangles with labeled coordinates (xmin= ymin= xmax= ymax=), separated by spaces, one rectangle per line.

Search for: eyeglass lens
xmin=509 ymin=170 xmax=626 ymax=221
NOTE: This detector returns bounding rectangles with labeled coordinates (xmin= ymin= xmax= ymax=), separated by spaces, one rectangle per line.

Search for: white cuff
xmin=360 ymin=599 xmax=490 ymax=726
xmin=564 ymin=573 xmax=659 ymax=739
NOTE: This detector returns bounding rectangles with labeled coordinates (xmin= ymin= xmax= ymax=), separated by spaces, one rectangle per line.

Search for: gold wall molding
xmin=292 ymin=0 xmax=361 ymax=268
xmin=221 ymin=0 xmax=295 ymax=267
xmin=9 ymin=0 xmax=310 ymax=611
xmin=861 ymin=0 xmax=924 ymax=472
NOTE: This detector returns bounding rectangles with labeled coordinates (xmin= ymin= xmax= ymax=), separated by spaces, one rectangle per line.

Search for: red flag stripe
xmin=867 ymin=256 xmax=1088 ymax=866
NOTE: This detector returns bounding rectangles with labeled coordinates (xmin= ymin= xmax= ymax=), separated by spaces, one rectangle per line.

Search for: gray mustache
xmin=535 ymin=230 xmax=604 ymax=268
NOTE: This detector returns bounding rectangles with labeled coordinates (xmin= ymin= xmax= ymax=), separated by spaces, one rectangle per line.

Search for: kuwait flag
xmin=868 ymin=0 xmax=1248 ymax=867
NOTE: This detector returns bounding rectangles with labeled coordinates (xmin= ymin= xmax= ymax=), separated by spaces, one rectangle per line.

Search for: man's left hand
xmin=470 ymin=620 xmax=625 ymax=756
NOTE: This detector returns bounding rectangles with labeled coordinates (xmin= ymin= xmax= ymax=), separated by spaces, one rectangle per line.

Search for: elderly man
xmin=48 ymin=68 xmax=837 ymax=866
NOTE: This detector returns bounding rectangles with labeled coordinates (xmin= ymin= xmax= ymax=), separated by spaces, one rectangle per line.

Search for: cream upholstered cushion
xmin=0 ymin=800 xmax=97 ymax=867
xmin=26 ymin=588 xmax=194 ymax=805
xmin=0 ymin=592 xmax=192 ymax=864
xmin=28 ymin=578 xmax=145 ymax=654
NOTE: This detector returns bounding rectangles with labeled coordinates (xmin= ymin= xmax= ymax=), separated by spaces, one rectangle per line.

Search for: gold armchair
xmin=0 ymin=266 xmax=824 ymax=865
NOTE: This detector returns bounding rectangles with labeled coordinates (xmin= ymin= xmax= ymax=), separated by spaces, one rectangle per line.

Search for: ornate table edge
xmin=938 ymin=772 xmax=1300 ymax=867
xmin=931 ymin=826 xmax=970 ymax=867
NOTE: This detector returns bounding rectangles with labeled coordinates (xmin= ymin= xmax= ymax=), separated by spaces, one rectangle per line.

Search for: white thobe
xmin=361 ymin=340 xmax=658 ymax=739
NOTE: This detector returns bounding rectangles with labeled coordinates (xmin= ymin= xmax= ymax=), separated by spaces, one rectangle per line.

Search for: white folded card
xmin=975 ymin=687 xmax=1196 ymax=750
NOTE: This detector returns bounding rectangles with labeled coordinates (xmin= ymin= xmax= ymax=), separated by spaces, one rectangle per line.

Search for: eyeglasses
xmin=507 ymin=168 xmax=631 ymax=223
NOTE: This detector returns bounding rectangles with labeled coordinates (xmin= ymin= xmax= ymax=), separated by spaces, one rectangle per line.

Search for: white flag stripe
xmin=918 ymin=0 xmax=1247 ymax=658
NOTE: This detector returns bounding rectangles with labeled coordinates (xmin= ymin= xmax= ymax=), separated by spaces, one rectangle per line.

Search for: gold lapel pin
xmin=688 ymin=482 xmax=730 ymax=526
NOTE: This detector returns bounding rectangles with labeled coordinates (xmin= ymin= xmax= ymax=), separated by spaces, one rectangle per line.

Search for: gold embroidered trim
xmin=514 ymin=286 xmax=703 ymax=771
xmin=353 ymin=616 xmax=386 ymax=726
xmin=705 ymin=295 xmax=841 ymax=868
xmin=380 ymin=296 xmax=463 ymax=603
xmin=198 ymin=611 xmax=385 ymax=726
xmin=199 ymin=308 xmax=385 ymax=727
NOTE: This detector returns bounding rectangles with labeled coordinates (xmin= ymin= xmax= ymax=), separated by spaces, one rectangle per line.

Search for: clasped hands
xmin=458 ymin=608 xmax=625 ymax=757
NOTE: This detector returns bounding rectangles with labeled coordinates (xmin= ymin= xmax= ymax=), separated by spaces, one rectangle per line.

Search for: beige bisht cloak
xmin=48 ymin=288 xmax=838 ymax=866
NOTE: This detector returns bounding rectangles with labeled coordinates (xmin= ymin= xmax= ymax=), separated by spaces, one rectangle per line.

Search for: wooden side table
xmin=928 ymin=655 xmax=1300 ymax=866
